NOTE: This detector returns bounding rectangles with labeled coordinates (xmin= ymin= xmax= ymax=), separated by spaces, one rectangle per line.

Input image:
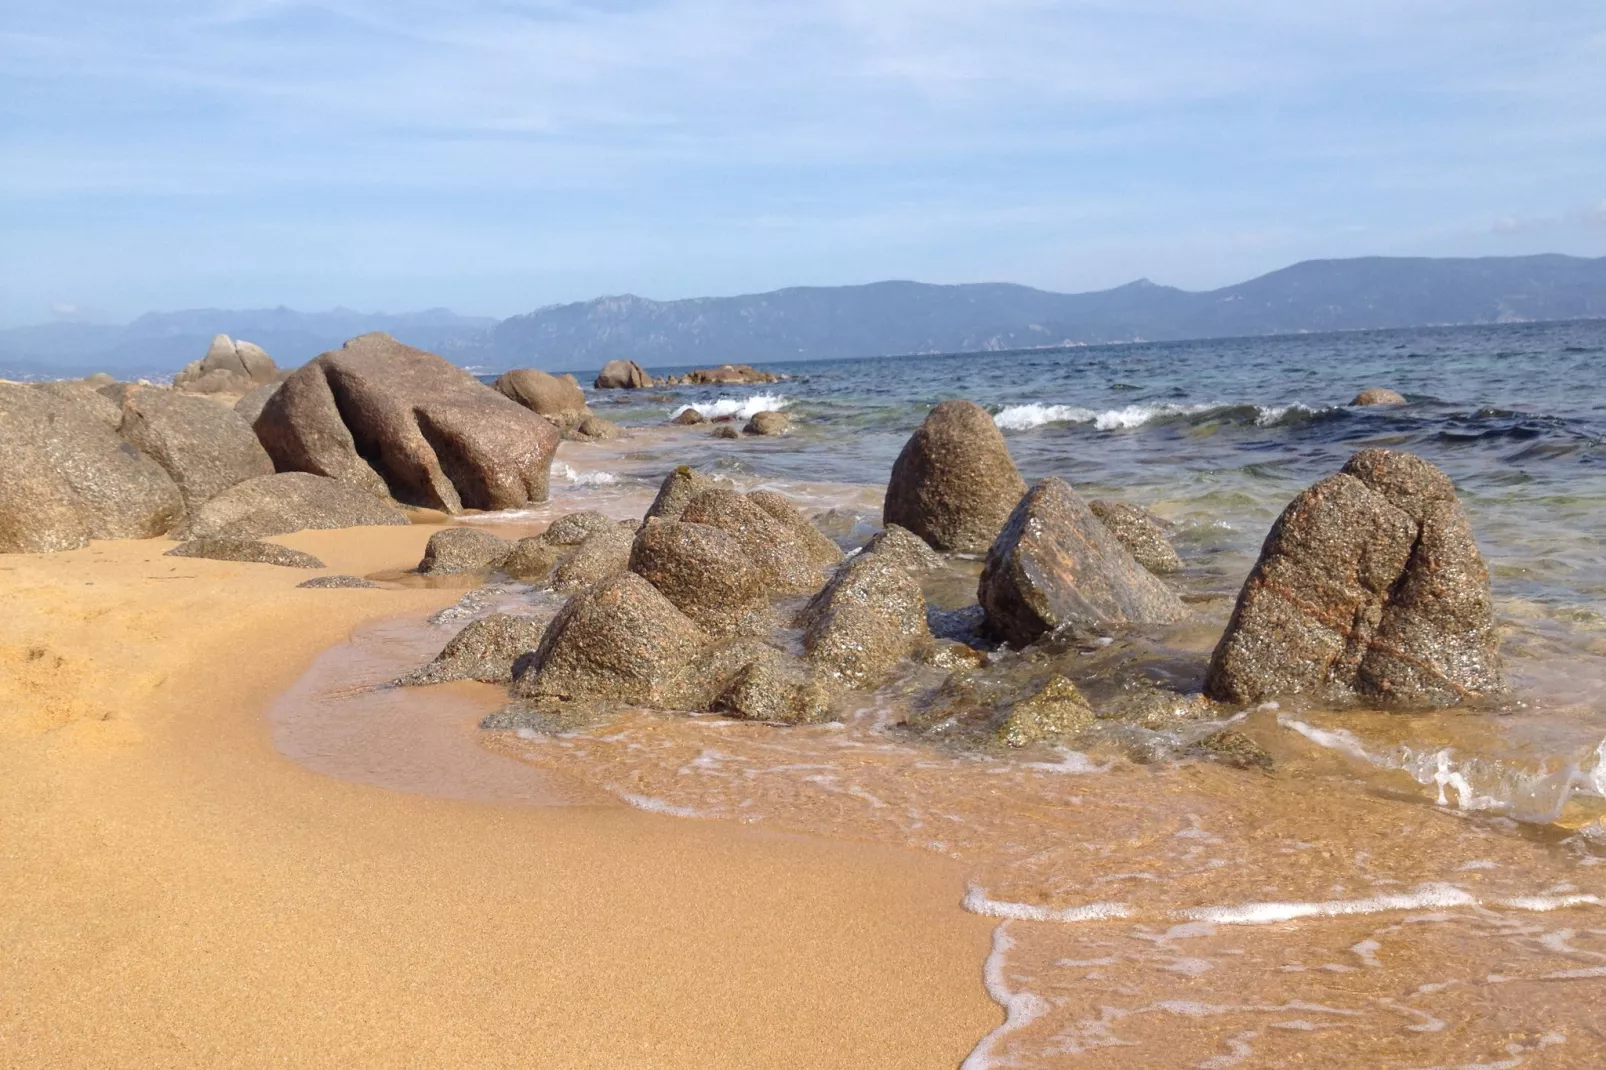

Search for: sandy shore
xmin=0 ymin=526 xmax=997 ymax=1067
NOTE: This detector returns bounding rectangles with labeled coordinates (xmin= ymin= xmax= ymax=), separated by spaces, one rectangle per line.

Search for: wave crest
xmin=671 ymin=393 xmax=790 ymax=421
xmin=992 ymin=401 xmax=1337 ymax=432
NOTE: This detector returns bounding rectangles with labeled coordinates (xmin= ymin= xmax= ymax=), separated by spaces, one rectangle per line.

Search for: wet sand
xmin=0 ymin=526 xmax=997 ymax=1067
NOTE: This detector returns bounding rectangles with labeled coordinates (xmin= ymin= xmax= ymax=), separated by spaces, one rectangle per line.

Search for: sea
xmin=293 ymin=319 xmax=1606 ymax=1067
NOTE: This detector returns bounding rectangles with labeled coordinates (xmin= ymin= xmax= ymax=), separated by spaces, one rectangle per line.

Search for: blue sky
xmin=2 ymin=1 xmax=1603 ymax=326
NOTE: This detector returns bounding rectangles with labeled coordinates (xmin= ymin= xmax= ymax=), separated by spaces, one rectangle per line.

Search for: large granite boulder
xmin=550 ymin=525 xmax=635 ymax=590
xmin=679 ymin=489 xmax=822 ymax=592
xmin=117 ymin=388 xmax=274 ymax=512
xmin=233 ymin=383 xmax=281 ymax=426
xmin=627 ymin=518 xmax=766 ymax=632
xmin=0 ymin=382 xmax=183 ymax=553
xmin=1205 ymin=449 xmax=1503 ymax=706
xmin=1088 ymin=501 xmax=1182 ymax=574
xmin=799 ymin=552 xmax=930 ymax=686
xmin=184 ymin=472 xmax=409 ymax=540
xmin=165 ymin=537 xmax=325 ymax=569
xmin=397 ymin=613 xmax=550 ymax=686
xmin=593 ymin=360 xmax=652 ymax=390
xmin=417 ymin=527 xmax=514 ymax=574
xmin=644 ymin=466 xmax=717 ymax=521
xmin=511 ymin=572 xmax=708 ymax=705
xmin=493 ymin=369 xmax=591 ymax=433
xmin=254 ymin=333 xmax=559 ymax=513
xmin=174 ymin=335 xmax=280 ymax=394
xmin=883 ymin=400 xmax=1028 ymax=553
xmin=978 ymin=477 xmax=1186 ymax=647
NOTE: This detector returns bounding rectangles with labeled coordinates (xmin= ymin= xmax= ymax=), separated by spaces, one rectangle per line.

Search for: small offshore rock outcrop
xmin=593 ymin=360 xmax=652 ymax=390
xmin=743 ymin=410 xmax=792 ymax=436
xmin=1204 ymin=448 xmax=1503 ymax=706
xmin=979 ymin=477 xmax=1186 ymax=647
xmin=883 ymin=399 xmax=1027 ymax=553
xmin=1352 ymin=387 xmax=1407 ymax=406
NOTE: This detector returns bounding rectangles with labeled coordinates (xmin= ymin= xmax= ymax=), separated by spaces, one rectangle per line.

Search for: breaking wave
xmin=992 ymin=401 xmax=1337 ymax=431
xmin=552 ymin=461 xmax=620 ymax=486
xmin=670 ymin=393 xmax=790 ymax=421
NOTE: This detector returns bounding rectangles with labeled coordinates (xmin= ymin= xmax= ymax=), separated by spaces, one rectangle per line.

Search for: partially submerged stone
xmin=710 ymin=646 xmax=835 ymax=724
xmin=184 ymin=472 xmax=410 ymax=540
xmin=1352 ymin=387 xmax=1407 ymax=406
xmin=743 ymin=410 xmax=792 ymax=436
xmin=297 ymin=574 xmax=380 ymax=589
xmin=628 ymin=518 xmax=765 ymax=632
xmin=799 ymin=552 xmax=930 ymax=686
xmin=1088 ymin=501 xmax=1182 ymax=574
xmin=545 ymin=510 xmax=619 ymax=545
xmin=671 ymin=408 xmax=707 ymax=425
xmin=398 ymin=613 xmax=549 ymax=686
xmin=883 ymin=400 xmax=1027 ymax=553
xmin=995 ymin=675 xmax=1095 ymax=748
xmin=165 ymin=537 xmax=325 ymax=569
xmin=593 ymin=360 xmax=652 ymax=389
xmin=1205 ymin=449 xmax=1502 ymax=707
xmin=1189 ymin=729 xmax=1274 ymax=771
xmin=711 ymin=425 xmax=740 ymax=440
xmin=979 ymin=477 xmax=1186 ymax=648
xmin=418 ymin=527 xmax=514 ymax=574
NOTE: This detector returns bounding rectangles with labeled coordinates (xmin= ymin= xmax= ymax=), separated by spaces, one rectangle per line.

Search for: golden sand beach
xmin=0 ymin=526 xmax=998 ymax=1067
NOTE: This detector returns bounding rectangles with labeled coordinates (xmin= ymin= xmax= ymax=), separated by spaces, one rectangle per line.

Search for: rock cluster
xmin=1205 ymin=449 xmax=1503 ymax=706
xmin=255 ymin=333 xmax=559 ymax=513
xmin=493 ymin=369 xmax=621 ymax=441
xmin=664 ymin=364 xmax=780 ymax=386
xmin=174 ymin=335 xmax=281 ymax=395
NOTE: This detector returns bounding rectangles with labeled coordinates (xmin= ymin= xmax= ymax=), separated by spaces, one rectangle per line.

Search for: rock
xmin=545 ymin=510 xmax=619 ymax=545
xmin=628 ymin=518 xmax=765 ymax=631
xmin=493 ymin=369 xmax=589 ymax=428
xmin=861 ymin=524 xmax=943 ymax=571
xmin=164 ymin=537 xmax=325 ymax=569
xmin=680 ymin=489 xmax=821 ymax=592
xmin=671 ymin=408 xmax=707 ymax=425
xmin=884 ymin=400 xmax=1027 ymax=553
xmin=570 ymin=414 xmax=621 ymax=440
xmin=184 ymin=472 xmax=410 ymax=540
xmin=743 ymin=410 xmax=792 ymax=436
xmin=418 ymin=527 xmax=514 ymax=574
xmin=1189 ymin=729 xmax=1274 ymax=771
xmin=174 ymin=335 xmax=281 ymax=394
xmin=995 ymin=675 xmax=1095 ymax=748
xmin=1088 ymin=501 xmax=1182 ymax=574
xmin=683 ymin=364 xmax=779 ymax=385
xmin=747 ymin=491 xmax=843 ymax=567
xmin=254 ymin=333 xmax=558 ymax=513
xmin=978 ymin=477 xmax=1186 ymax=647
xmin=397 ymin=613 xmax=549 ymax=686
xmin=711 ymin=425 xmax=740 ymax=440
xmin=1204 ymin=449 xmax=1502 ymax=706
xmin=503 ymin=537 xmax=566 ymax=582
xmin=593 ymin=360 xmax=652 ymax=390
xmin=710 ymin=647 xmax=834 ymax=724
xmin=117 ymin=387 xmax=274 ymax=512
xmin=551 ymin=525 xmax=634 ymax=590
xmin=498 ymin=512 xmax=620 ymax=583
xmin=644 ymin=466 xmax=717 ymax=522
xmin=799 ymin=552 xmax=930 ymax=686
xmin=297 ymin=574 xmax=379 ymax=589
xmin=511 ymin=572 xmax=708 ymax=705
xmin=233 ymin=383 xmax=281 ymax=426
xmin=0 ymin=382 xmax=184 ymax=553
xmin=1352 ymin=387 xmax=1407 ymax=406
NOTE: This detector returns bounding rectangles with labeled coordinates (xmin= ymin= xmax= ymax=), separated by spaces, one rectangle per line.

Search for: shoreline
xmin=0 ymin=526 xmax=998 ymax=1067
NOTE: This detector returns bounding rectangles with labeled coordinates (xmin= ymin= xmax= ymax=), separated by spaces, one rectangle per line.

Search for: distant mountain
xmin=486 ymin=255 xmax=1606 ymax=367
xmin=0 ymin=307 xmax=495 ymax=378
xmin=4 ymin=255 xmax=1602 ymax=378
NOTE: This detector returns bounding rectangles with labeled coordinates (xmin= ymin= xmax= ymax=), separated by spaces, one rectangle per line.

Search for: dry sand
xmin=0 ymin=526 xmax=997 ymax=1067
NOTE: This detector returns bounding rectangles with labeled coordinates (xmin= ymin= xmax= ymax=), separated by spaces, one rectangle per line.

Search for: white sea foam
xmin=552 ymin=461 xmax=620 ymax=486
xmin=992 ymin=400 xmax=1336 ymax=432
xmin=963 ymin=886 xmax=1132 ymax=922
xmin=991 ymin=404 xmax=1097 ymax=430
xmin=1182 ymin=884 xmax=1478 ymax=924
xmin=617 ymin=792 xmax=707 ymax=818
xmin=670 ymin=393 xmax=790 ymax=421
xmin=961 ymin=922 xmax=1052 ymax=1070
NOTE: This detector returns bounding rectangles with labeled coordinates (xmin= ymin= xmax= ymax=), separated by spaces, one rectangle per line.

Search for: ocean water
xmin=417 ymin=319 xmax=1606 ymax=1065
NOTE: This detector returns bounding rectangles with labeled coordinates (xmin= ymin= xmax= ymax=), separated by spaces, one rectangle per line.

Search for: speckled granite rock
xmin=883 ymin=400 xmax=1027 ymax=554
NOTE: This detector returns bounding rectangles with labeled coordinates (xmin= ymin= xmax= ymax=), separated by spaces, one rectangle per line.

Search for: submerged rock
xmin=743 ymin=410 xmax=792 ymax=436
xmin=593 ymin=360 xmax=652 ymax=390
xmin=184 ymin=472 xmax=410 ymax=540
xmin=297 ymin=574 xmax=380 ymax=589
xmin=1088 ymin=501 xmax=1182 ymax=574
xmin=418 ymin=527 xmax=514 ymax=574
xmin=570 ymin=414 xmax=621 ymax=440
xmin=398 ymin=613 xmax=549 ymax=686
xmin=1205 ymin=449 xmax=1503 ymax=707
xmin=1188 ymin=729 xmax=1274 ymax=771
xmin=995 ymin=675 xmax=1095 ymax=748
xmin=883 ymin=400 xmax=1027 ymax=553
xmin=117 ymin=388 xmax=274 ymax=513
xmin=672 ymin=408 xmax=707 ymax=426
xmin=799 ymin=552 xmax=930 ymax=686
xmin=682 ymin=364 xmax=779 ymax=385
xmin=979 ymin=477 xmax=1186 ymax=647
xmin=165 ymin=537 xmax=325 ymax=569
xmin=1352 ymin=387 xmax=1407 ymax=406
xmin=255 ymin=332 xmax=558 ymax=513
xmin=707 ymin=644 xmax=835 ymax=724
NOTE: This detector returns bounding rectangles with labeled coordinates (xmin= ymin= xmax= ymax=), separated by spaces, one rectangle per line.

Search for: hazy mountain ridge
xmin=4 ymin=255 xmax=1602 ymax=377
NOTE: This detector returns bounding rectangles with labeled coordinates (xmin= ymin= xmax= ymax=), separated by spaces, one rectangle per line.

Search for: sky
xmin=2 ymin=1 xmax=1604 ymax=326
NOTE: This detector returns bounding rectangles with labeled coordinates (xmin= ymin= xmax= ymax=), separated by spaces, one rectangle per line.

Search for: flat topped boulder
xmin=1205 ymin=448 xmax=1502 ymax=707
xmin=0 ymin=381 xmax=183 ymax=553
xmin=683 ymin=364 xmax=778 ymax=385
xmin=978 ymin=477 xmax=1185 ymax=647
xmin=594 ymin=360 xmax=652 ymax=390
xmin=184 ymin=472 xmax=410 ymax=540
xmin=254 ymin=332 xmax=559 ymax=513
xmin=883 ymin=400 xmax=1027 ymax=553
xmin=117 ymin=387 xmax=274 ymax=512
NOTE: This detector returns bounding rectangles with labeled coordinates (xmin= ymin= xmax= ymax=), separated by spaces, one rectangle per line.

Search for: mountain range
xmin=4 ymin=254 xmax=1603 ymax=378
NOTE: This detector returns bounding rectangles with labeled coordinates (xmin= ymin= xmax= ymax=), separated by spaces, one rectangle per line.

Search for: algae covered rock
xmin=297 ymin=574 xmax=380 ymax=589
xmin=550 ymin=525 xmax=635 ymax=590
xmin=1205 ymin=449 xmax=1502 ymax=707
xmin=710 ymin=647 xmax=836 ymax=724
xmin=860 ymin=524 xmax=943 ymax=572
xmin=883 ymin=400 xmax=1027 ymax=553
xmin=979 ymin=477 xmax=1185 ymax=647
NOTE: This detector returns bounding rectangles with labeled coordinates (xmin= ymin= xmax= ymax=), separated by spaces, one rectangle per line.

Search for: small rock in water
xmin=861 ymin=524 xmax=944 ymax=572
xmin=1351 ymin=387 xmax=1407 ymax=406
xmin=996 ymin=675 xmax=1095 ymax=748
xmin=593 ymin=359 xmax=652 ymax=390
xmin=711 ymin=425 xmax=740 ymax=440
xmin=569 ymin=414 xmax=621 ymax=441
xmin=1088 ymin=501 xmax=1183 ymax=574
xmin=710 ymin=647 xmax=836 ymax=724
xmin=297 ymin=574 xmax=380 ymax=589
xmin=883 ymin=399 xmax=1028 ymax=554
xmin=672 ymin=408 xmax=706 ymax=425
xmin=165 ymin=537 xmax=325 ymax=569
xmin=1189 ymin=729 xmax=1275 ymax=771
xmin=397 ymin=612 xmax=550 ymax=686
xmin=417 ymin=527 xmax=514 ymax=574
xmin=743 ymin=410 xmax=792 ymax=436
